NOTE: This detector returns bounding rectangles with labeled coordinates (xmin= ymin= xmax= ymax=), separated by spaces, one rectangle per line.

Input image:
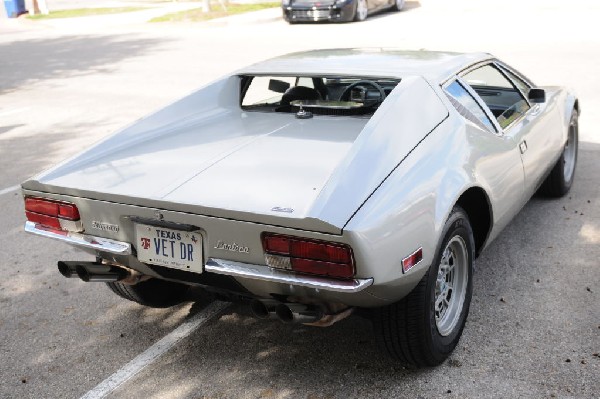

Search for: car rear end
xmin=282 ymin=0 xmax=355 ymax=23
xmin=23 ymin=188 xmax=381 ymax=325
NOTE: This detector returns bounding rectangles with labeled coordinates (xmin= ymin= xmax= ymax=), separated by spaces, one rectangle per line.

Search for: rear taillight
xmin=25 ymin=197 xmax=82 ymax=232
xmin=262 ymin=233 xmax=355 ymax=279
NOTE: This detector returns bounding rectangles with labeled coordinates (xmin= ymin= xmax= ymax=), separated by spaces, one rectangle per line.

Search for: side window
xmin=463 ymin=64 xmax=530 ymax=130
xmin=501 ymin=67 xmax=531 ymax=98
xmin=445 ymin=80 xmax=496 ymax=132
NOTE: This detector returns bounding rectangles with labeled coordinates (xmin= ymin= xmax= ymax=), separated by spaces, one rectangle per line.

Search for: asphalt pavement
xmin=0 ymin=1 xmax=599 ymax=398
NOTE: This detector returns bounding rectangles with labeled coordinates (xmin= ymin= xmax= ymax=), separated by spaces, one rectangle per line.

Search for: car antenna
xmin=296 ymin=105 xmax=313 ymax=119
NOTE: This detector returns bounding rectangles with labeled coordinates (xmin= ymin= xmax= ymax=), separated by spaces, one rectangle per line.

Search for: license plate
xmin=135 ymin=224 xmax=203 ymax=273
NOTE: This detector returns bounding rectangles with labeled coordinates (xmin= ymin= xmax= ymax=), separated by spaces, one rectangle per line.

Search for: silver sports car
xmin=22 ymin=49 xmax=579 ymax=367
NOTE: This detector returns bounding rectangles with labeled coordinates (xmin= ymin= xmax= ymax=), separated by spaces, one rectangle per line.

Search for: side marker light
xmin=402 ymin=248 xmax=423 ymax=273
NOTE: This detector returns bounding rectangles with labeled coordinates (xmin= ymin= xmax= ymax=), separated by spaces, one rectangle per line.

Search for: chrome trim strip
xmin=24 ymin=221 xmax=132 ymax=255
xmin=205 ymin=258 xmax=373 ymax=293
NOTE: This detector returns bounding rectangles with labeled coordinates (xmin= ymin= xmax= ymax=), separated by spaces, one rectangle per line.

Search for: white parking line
xmin=80 ymin=300 xmax=229 ymax=399
xmin=0 ymin=185 xmax=19 ymax=197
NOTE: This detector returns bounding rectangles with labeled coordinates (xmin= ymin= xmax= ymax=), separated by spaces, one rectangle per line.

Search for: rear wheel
xmin=372 ymin=206 xmax=474 ymax=367
xmin=539 ymin=109 xmax=578 ymax=197
xmin=106 ymin=278 xmax=190 ymax=308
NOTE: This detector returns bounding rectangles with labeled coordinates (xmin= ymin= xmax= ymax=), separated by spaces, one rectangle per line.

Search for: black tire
xmin=106 ymin=278 xmax=190 ymax=308
xmin=539 ymin=109 xmax=578 ymax=197
xmin=354 ymin=0 xmax=368 ymax=21
xmin=372 ymin=206 xmax=474 ymax=367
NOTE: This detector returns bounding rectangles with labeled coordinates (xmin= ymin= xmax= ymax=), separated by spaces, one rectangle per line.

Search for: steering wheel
xmin=340 ymin=80 xmax=387 ymax=103
xmin=498 ymin=103 xmax=521 ymax=124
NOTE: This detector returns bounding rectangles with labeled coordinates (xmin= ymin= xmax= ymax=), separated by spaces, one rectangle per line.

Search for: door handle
xmin=519 ymin=140 xmax=528 ymax=154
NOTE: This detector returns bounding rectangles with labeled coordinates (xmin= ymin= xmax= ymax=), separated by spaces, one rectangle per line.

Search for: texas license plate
xmin=135 ymin=224 xmax=203 ymax=273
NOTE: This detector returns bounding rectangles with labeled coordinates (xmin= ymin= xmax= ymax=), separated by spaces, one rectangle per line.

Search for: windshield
xmin=240 ymin=75 xmax=400 ymax=116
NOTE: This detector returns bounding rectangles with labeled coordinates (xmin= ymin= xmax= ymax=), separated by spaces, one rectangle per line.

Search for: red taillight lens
xmin=262 ymin=233 xmax=355 ymax=279
xmin=25 ymin=197 xmax=80 ymax=220
xmin=25 ymin=197 xmax=81 ymax=230
xmin=25 ymin=211 xmax=62 ymax=230
xmin=263 ymin=235 xmax=290 ymax=255
xmin=25 ymin=197 xmax=60 ymax=216
xmin=57 ymin=203 xmax=80 ymax=220
xmin=291 ymin=258 xmax=355 ymax=279
xmin=290 ymin=240 xmax=352 ymax=264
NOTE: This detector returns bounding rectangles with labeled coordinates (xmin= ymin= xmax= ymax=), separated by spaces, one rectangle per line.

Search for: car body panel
xmin=309 ymin=76 xmax=449 ymax=229
xmin=25 ymin=110 xmax=368 ymax=230
xmin=504 ymin=87 xmax=566 ymax=198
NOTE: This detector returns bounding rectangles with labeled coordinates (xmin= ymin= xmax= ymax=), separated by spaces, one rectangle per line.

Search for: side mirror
xmin=268 ymin=79 xmax=291 ymax=94
xmin=528 ymin=88 xmax=546 ymax=104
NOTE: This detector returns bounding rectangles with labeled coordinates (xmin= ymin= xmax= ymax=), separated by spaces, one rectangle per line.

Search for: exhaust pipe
xmin=57 ymin=261 xmax=129 ymax=282
xmin=275 ymin=303 xmax=323 ymax=324
xmin=57 ymin=261 xmax=79 ymax=278
xmin=250 ymin=299 xmax=279 ymax=319
xmin=76 ymin=264 xmax=129 ymax=282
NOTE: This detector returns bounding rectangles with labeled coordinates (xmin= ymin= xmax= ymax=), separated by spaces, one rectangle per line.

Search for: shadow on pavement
xmin=0 ymin=124 xmax=25 ymax=135
xmin=0 ymin=34 xmax=166 ymax=94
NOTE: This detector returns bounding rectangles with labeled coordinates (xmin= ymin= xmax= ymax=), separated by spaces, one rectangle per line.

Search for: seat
xmin=280 ymin=86 xmax=322 ymax=106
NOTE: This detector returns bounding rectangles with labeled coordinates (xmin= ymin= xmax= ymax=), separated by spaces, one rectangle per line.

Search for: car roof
xmin=238 ymin=48 xmax=493 ymax=84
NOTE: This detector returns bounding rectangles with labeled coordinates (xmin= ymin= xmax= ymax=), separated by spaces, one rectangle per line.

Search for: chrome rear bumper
xmin=206 ymin=258 xmax=372 ymax=293
xmin=25 ymin=221 xmax=132 ymax=254
xmin=25 ymin=222 xmax=373 ymax=293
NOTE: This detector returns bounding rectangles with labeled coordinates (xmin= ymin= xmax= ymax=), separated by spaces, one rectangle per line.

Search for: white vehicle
xmin=22 ymin=49 xmax=579 ymax=367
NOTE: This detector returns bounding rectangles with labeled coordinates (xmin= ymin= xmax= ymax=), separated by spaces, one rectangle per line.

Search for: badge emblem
xmin=91 ymin=221 xmax=120 ymax=232
xmin=214 ymin=240 xmax=250 ymax=254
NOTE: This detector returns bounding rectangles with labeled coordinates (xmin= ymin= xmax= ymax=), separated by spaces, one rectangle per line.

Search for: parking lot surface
xmin=1 ymin=1 xmax=599 ymax=398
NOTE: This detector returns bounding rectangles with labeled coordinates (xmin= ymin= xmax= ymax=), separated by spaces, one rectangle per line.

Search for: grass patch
xmin=150 ymin=2 xmax=279 ymax=22
xmin=27 ymin=7 xmax=146 ymax=19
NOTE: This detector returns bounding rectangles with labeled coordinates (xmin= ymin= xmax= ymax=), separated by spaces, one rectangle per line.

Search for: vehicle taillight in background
xmin=25 ymin=197 xmax=83 ymax=232
xmin=262 ymin=233 xmax=355 ymax=279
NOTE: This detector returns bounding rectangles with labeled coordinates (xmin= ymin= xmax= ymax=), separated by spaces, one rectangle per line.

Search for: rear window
xmin=240 ymin=75 xmax=400 ymax=116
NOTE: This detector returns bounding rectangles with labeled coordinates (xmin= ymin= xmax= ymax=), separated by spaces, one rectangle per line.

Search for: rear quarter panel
xmin=344 ymin=105 xmax=527 ymax=302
